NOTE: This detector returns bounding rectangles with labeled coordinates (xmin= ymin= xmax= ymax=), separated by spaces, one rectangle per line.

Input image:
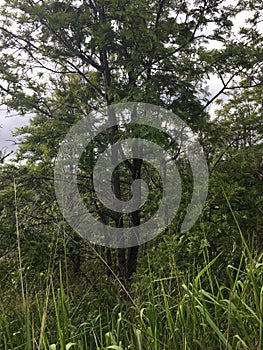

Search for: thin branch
xmin=14 ymin=178 xmax=26 ymax=308
xmin=155 ymin=0 xmax=167 ymax=29
xmin=203 ymin=72 xmax=239 ymax=110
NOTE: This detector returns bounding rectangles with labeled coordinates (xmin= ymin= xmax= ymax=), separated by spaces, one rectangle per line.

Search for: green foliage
xmin=0 ymin=0 xmax=262 ymax=348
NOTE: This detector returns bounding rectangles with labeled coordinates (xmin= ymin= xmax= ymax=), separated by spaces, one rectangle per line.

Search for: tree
xmin=0 ymin=0 xmax=262 ymax=278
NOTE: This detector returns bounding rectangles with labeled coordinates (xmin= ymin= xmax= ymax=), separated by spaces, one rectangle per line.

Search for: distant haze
xmin=0 ymin=108 xmax=31 ymax=154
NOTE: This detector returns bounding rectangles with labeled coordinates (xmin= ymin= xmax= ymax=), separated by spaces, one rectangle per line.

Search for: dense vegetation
xmin=0 ymin=0 xmax=262 ymax=349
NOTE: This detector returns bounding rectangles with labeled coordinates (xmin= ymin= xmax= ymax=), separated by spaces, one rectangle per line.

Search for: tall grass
xmin=0 ymin=244 xmax=262 ymax=349
xmin=0 ymin=187 xmax=262 ymax=349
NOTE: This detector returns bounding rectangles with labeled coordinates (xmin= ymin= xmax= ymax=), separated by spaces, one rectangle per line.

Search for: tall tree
xmin=0 ymin=0 xmax=262 ymax=277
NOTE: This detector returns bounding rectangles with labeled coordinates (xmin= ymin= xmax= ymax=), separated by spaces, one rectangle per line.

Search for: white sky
xmin=0 ymin=108 xmax=31 ymax=154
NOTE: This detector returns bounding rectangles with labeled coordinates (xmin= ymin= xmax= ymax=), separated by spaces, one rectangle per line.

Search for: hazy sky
xmin=0 ymin=108 xmax=31 ymax=155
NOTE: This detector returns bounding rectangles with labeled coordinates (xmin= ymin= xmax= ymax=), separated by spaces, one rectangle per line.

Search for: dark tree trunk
xmin=99 ymin=9 xmax=142 ymax=278
xmin=127 ymin=154 xmax=142 ymax=278
xmin=118 ymin=248 xmax=126 ymax=277
xmin=127 ymin=245 xmax=139 ymax=278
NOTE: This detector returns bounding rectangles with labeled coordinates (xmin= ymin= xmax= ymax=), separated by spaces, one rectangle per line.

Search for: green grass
xmin=0 ymin=185 xmax=262 ymax=349
xmin=0 ymin=246 xmax=262 ymax=350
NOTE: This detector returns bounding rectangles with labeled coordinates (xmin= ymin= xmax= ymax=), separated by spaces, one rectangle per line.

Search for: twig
xmin=14 ymin=177 xmax=26 ymax=308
